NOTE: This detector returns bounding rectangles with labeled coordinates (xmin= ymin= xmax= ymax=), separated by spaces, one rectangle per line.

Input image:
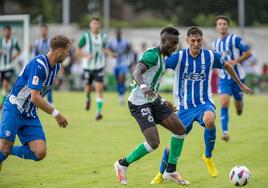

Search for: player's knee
xmin=148 ymin=139 xmax=160 ymax=150
xmin=205 ymin=118 xmax=215 ymax=129
xmin=33 ymin=148 xmax=47 ymax=161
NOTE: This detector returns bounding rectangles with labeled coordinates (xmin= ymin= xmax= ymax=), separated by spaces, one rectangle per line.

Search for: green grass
xmin=0 ymin=92 xmax=267 ymax=188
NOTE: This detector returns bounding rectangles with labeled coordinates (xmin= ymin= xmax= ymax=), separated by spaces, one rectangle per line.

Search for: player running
xmin=151 ymin=26 xmax=252 ymax=184
xmin=114 ymin=26 xmax=189 ymax=185
xmin=213 ymin=15 xmax=252 ymax=142
xmin=0 ymin=35 xmax=70 ymax=170
xmin=0 ymin=25 xmax=21 ymax=109
xmin=77 ymin=17 xmax=111 ymax=120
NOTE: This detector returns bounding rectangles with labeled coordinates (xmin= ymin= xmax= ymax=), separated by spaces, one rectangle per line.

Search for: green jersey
xmin=128 ymin=47 xmax=165 ymax=105
xmin=78 ymin=31 xmax=107 ymax=70
xmin=0 ymin=37 xmax=21 ymax=71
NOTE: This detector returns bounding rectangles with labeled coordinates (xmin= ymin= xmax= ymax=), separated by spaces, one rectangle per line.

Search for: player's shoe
xmin=85 ymin=99 xmax=90 ymax=111
xmin=150 ymin=172 xmax=164 ymax=184
xmin=202 ymin=154 xmax=218 ymax=177
xmin=163 ymin=171 xmax=190 ymax=185
xmin=114 ymin=160 xmax=128 ymax=185
xmin=222 ymin=132 xmax=230 ymax=142
xmin=95 ymin=113 xmax=103 ymax=121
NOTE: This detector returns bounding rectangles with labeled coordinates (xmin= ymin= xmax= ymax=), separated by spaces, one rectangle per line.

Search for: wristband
xmin=139 ymin=84 xmax=147 ymax=90
xmin=51 ymin=109 xmax=59 ymax=117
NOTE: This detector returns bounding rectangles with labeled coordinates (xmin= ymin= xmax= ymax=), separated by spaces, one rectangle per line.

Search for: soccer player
xmin=114 ymin=26 xmax=189 ymax=185
xmin=0 ymin=25 xmax=21 ymax=109
xmin=108 ymin=28 xmax=129 ymax=105
xmin=213 ymin=15 xmax=252 ymax=142
xmin=34 ymin=24 xmax=54 ymax=106
xmin=77 ymin=17 xmax=110 ymax=120
xmin=0 ymin=34 xmax=70 ymax=170
xmin=151 ymin=26 xmax=252 ymax=183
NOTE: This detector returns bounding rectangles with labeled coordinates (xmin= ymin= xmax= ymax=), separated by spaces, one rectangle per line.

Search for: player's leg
xmin=116 ymin=66 xmax=127 ymax=105
xmin=95 ymin=68 xmax=105 ymax=120
xmin=84 ymin=70 xmax=93 ymax=111
xmin=0 ymin=104 xmax=20 ymax=170
xmin=1 ymin=78 xmax=10 ymax=106
xmin=200 ymin=109 xmax=218 ymax=177
xmin=114 ymin=103 xmax=158 ymax=184
xmin=151 ymin=108 xmax=194 ymax=184
xmin=11 ymin=118 xmax=47 ymax=161
xmin=159 ymin=113 xmax=189 ymax=185
xmin=232 ymin=80 xmax=244 ymax=116
xmin=220 ymin=94 xmax=231 ymax=141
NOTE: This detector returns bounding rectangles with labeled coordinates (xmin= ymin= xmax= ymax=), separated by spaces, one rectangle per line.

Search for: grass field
xmin=0 ymin=91 xmax=267 ymax=188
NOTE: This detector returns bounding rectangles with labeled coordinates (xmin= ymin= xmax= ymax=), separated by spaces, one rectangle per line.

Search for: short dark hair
xmin=160 ymin=26 xmax=180 ymax=36
xmin=50 ymin=35 xmax=71 ymax=50
xmin=3 ymin=25 xmax=11 ymax=30
xmin=187 ymin=26 xmax=203 ymax=37
xmin=215 ymin=15 xmax=230 ymax=24
xmin=89 ymin=17 xmax=101 ymax=23
xmin=40 ymin=24 xmax=48 ymax=28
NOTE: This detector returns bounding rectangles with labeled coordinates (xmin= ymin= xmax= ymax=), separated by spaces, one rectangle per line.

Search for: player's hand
xmin=141 ymin=87 xmax=155 ymax=98
xmin=86 ymin=54 xmax=93 ymax=61
xmin=165 ymin=100 xmax=178 ymax=112
xmin=240 ymin=83 xmax=253 ymax=95
xmin=228 ymin=60 xmax=238 ymax=66
xmin=55 ymin=113 xmax=68 ymax=128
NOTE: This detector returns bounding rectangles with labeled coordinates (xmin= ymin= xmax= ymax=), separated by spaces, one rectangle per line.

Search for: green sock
xmin=125 ymin=142 xmax=153 ymax=165
xmin=96 ymin=97 xmax=103 ymax=113
xmin=168 ymin=134 xmax=185 ymax=165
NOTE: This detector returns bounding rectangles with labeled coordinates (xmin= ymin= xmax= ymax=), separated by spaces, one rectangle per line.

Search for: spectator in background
xmin=0 ymin=25 xmax=21 ymax=109
xmin=34 ymin=24 xmax=54 ymax=106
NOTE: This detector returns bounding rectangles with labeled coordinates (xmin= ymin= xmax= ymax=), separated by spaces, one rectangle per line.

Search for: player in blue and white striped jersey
xmin=0 ymin=35 xmax=71 ymax=170
xmin=34 ymin=24 xmax=54 ymax=106
xmin=213 ymin=15 xmax=252 ymax=142
xmin=151 ymin=27 xmax=252 ymax=183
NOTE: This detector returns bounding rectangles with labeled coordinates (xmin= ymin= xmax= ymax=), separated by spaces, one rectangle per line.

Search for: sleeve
xmin=139 ymin=50 xmax=158 ymax=68
xmin=235 ymin=36 xmax=250 ymax=52
xmin=78 ymin=33 xmax=86 ymax=48
xmin=165 ymin=52 xmax=179 ymax=70
xmin=27 ymin=62 xmax=47 ymax=91
xmin=212 ymin=51 xmax=225 ymax=69
xmin=14 ymin=39 xmax=21 ymax=51
xmin=102 ymin=33 xmax=108 ymax=48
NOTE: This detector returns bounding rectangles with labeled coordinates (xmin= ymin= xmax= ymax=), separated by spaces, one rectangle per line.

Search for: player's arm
xmin=76 ymin=34 xmax=93 ymax=60
xmin=31 ymin=90 xmax=68 ymax=128
xmin=133 ymin=62 xmax=155 ymax=98
xmin=12 ymin=40 xmax=22 ymax=61
xmin=223 ymin=62 xmax=252 ymax=95
xmin=232 ymin=36 xmax=252 ymax=65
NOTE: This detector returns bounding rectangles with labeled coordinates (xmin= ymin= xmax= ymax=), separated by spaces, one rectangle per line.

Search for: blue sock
xmin=117 ymin=83 xmax=125 ymax=95
xmin=221 ymin=107 xmax=229 ymax=133
xmin=46 ymin=89 xmax=53 ymax=104
xmin=160 ymin=148 xmax=169 ymax=174
xmin=11 ymin=146 xmax=39 ymax=161
xmin=204 ymin=127 xmax=216 ymax=158
xmin=0 ymin=151 xmax=7 ymax=162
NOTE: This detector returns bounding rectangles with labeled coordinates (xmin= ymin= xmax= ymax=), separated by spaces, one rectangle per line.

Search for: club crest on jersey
xmin=183 ymin=72 xmax=206 ymax=81
xmin=32 ymin=76 xmax=39 ymax=85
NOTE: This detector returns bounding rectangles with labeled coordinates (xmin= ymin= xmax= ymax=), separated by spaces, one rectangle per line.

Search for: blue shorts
xmin=177 ymin=102 xmax=216 ymax=134
xmin=218 ymin=79 xmax=245 ymax=101
xmin=0 ymin=102 xmax=46 ymax=145
xmin=114 ymin=65 xmax=128 ymax=79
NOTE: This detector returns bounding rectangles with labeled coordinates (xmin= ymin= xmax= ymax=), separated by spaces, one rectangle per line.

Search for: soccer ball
xmin=229 ymin=165 xmax=251 ymax=186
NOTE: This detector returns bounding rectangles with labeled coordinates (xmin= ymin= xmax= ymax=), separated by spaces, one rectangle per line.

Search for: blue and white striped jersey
xmin=166 ymin=48 xmax=225 ymax=109
xmin=108 ymin=39 xmax=128 ymax=66
xmin=212 ymin=33 xmax=250 ymax=80
xmin=34 ymin=38 xmax=50 ymax=56
xmin=7 ymin=55 xmax=61 ymax=118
